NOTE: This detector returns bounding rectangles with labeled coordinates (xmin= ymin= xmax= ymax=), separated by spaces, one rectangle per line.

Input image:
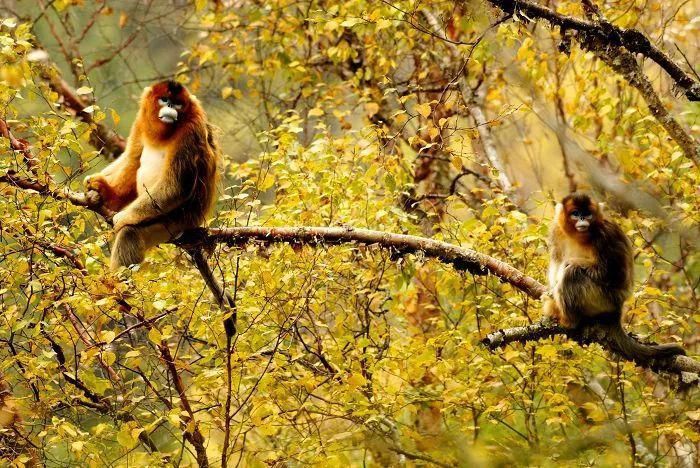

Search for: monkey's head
xmin=556 ymin=193 xmax=603 ymax=238
xmin=142 ymin=80 xmax=199 ymax=128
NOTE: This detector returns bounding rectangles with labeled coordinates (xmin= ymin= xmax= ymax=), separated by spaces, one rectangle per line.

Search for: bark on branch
xmin=174 ymin=225 xmax=696 ymax=380
xmin=483 ymin=0 xmax=700 ymax=166
xmin=482 ymin=321 xmax=700 ymax=384
xmin=0 ymin=170 xmax=114 ymax=219
xmin=485 ymin=0 xmax=700 ymax=101
xmin=178 ymin=225 xmax=547 ymax=299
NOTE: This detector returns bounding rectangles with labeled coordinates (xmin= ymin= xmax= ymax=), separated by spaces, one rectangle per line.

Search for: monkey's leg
xmin=110 ymin=227 xmax=145 ymax=270
xmin=544 ymin=294 xmax=576 ymax=328
xmin=110 ymin=224 xmax=174 ymax=271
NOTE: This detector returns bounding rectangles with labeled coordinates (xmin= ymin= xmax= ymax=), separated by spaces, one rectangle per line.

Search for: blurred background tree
xmin=0 ymin=0 xmax=698 ymax=466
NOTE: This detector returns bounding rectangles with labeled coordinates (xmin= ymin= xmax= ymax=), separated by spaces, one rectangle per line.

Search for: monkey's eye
xmin=158 ymin=98 xmax=168 ymax=106
xmin=570 ymin=210 xmax=580 ymax=217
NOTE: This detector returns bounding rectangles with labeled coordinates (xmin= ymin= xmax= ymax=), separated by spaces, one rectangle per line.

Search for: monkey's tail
xmin=603 ymin=321 xmax=685 ymax=362
xmin=110 ymin=226 xmax=145 ymax=271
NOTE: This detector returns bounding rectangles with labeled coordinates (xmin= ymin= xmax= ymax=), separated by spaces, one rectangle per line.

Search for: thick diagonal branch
xmin=186 ymin=226 xmax=547 ymax=299
xmin=483 ymin=0 xmax=699 ymax=167
xmin=40 ymin=68 xmax=127 ymax=159
xmin=594 ymin=48 xmax=699 ymax=166
xmin=180 ymin=225 xmax=695 ymax=380
xmin=485 ymin=0 xmax=700 ymax=101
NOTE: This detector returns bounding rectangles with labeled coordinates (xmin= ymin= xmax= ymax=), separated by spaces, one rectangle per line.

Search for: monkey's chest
xmin=548 ymin=238 xmax=596 ymax=287
xmin=137 ymin=145 xmax=167 ymax=194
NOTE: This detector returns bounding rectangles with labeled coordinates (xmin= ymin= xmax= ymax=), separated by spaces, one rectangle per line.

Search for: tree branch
xmin=483 ymin=0 xmax=699 ymax=167
xmin=179 ymin=225 xmax=546 ymax=298
xmin=594 ymin=46 xmax=699 ymax=166
xmin=482 ymin=321 xmax=700 ymax=384
xmin=39 ymin=66 xmax=127 ymax=159
xmin=485 ymin=0 xmax=700 ymax=101
xmin=0 ymin=170 xmax=114 ymax=219
xmin=2 ymin=157 xmax=695 ymax=379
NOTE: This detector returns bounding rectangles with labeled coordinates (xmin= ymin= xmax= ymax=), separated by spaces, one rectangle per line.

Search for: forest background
xmin=0 ymin=0 xmax=698 ymax=466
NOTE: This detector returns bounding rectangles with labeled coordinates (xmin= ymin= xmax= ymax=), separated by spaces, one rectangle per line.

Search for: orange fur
xmin=85 ymin=80 xmax=220 ymax=269
xmin=557 ymin=196 xmax=600 ymax=244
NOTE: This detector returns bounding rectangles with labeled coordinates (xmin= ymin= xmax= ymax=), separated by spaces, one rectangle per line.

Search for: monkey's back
xmin=590 ymin=219 xmax=634 ymax=306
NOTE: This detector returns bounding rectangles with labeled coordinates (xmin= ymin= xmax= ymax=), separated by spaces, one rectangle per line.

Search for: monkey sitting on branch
xmin=85 ymin=81 xmax=220 ymax=270
xmin=544 ymin=193 xmax=685 ymax=360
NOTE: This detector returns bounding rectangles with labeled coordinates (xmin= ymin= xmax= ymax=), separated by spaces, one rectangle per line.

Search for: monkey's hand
xmin=84 ymin=174 xmax=111 ymax=199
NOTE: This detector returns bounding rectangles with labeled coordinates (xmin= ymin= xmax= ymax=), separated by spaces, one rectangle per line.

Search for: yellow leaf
xmin=148 ymin=327 xmax=162 ymax=344
xmin=119 ymin=12 xmax=128 ymax=29
xmin=308 ymin=107 xmax=324 ymax=117
xmin=92 ymin=423 xmax=109 ymax=436
xmin=194 ymin=0 xmax=206 ymax=11
xmin=427 ymin=126 xmax=440 ymax=141
xmin=365 ymin=102 xmax=380 ymax=117
xmin=414 ymin=102 xmax=431 ymax=118
xmin=535 ymin=344 xmax=557 ymax=359
xmin=76 ymin=86 xmax=93 ymax=95
xmin=102 ymin=351 xmax=116 ymax=366
xmin=347 ymin=373 xmax=366 ymax=389
xmin=221 ymin=86 xmax=233 ymax=99
xmin=376 ymin=19 xmax=392 ymax=30
xmin=116 ymin=426 xmax=136 ymax=448
xmin=100 ymin=330 xmax=116 ymax=344
xmin=110 ymin=108 xmax=120 ymax=126
xmin=61 ymin=423 xmax=78 ymax=437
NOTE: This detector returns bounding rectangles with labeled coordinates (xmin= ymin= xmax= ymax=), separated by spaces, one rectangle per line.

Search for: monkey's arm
xmin=85 ymin=124 xmax=142 ymax=211
xmin=112 ymin=132 xmax=204 ymax=231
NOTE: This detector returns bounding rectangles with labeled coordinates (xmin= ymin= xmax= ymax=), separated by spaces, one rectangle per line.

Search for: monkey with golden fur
xmin=544 ymin=193 xmax=685 ymax=360
xmin=85 ymin=80 xmax=220 ymax=270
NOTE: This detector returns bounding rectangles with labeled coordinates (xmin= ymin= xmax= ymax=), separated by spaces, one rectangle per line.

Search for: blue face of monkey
xmin=569 ymin=209 xmax=593 ymax=232
xmin=157 ymin=97 xmax=181 ymax=123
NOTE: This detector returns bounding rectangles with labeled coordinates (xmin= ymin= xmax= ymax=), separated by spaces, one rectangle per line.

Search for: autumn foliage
xmin=0 ymin=1 xmax=698 ymax=466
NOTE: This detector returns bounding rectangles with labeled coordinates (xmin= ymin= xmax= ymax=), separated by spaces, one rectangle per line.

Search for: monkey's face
xmin=157 ymin=97 xmax=181 ymax=124
xmin=568 ymin=207 xmax=593 ymax=232
xmin=147 ymin=80 xmax=191 ymax=125
xmin=558 ymin=193 xmax=600 ymax=237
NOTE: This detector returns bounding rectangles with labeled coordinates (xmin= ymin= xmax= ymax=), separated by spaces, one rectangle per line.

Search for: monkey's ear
xmin=554 ymin=202 xmax=563 ymax=217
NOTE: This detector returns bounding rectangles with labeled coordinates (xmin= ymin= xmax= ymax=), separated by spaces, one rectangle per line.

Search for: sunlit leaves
xmin=0 ymin=1 xmax=698 ymax=466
